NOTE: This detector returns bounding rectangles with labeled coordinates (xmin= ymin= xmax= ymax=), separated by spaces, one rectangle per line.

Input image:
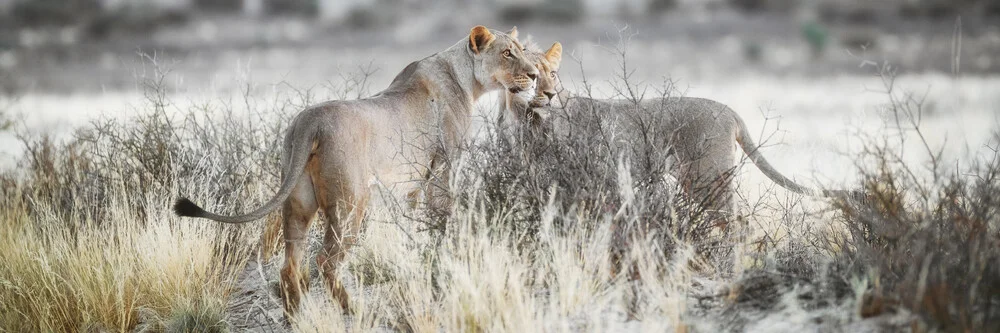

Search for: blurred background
xmin=0 ymin=0 xmax=997 ymax=185
xmin=0 ymin=0 xmax=998 ymax=92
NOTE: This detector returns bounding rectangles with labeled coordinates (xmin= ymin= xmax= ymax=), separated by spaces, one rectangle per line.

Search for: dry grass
xmin=0 ymin=171 xmax=253 ymax=331
xmin=0 ymin=62 xmax=284 ymax=331
xmin=289 ymin=191 xmax=708 ymax=332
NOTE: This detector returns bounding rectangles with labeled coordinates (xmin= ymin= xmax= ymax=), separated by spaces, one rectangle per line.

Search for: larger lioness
xmin=174 ymin=26 xmax=538 ymax=315
xmin=504 ymin=41 xmax=862 ymax=221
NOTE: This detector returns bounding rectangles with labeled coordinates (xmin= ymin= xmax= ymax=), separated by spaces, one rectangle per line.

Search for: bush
xmin=723 ymin=62 xmax=1000 ymax=331
xmin=824 ymin=69 xmax=1000 ymax=330
xmin=833 ymin=145 xmax=1000 ymax=330
xmin=0 ymin=57 xmax=298 ymax=331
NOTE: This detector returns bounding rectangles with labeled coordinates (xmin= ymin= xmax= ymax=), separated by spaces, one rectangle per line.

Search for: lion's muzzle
xmin=528 ymin=95 xmax=550 ymax=108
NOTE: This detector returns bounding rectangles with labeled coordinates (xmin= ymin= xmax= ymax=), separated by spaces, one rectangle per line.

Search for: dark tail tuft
xmin=174 ymin=197 xmax=206 ymax=218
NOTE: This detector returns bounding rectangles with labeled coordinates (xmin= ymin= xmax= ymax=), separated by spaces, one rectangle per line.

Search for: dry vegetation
xmin=0 ymin=64 xmax=284 ymax=331
xmin=0 ymin=52 xmax=997 ymax=333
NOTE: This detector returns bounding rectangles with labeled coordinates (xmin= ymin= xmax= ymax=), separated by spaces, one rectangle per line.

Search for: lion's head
xmin=523 ymin=42 xmax=562 ymax=108
xmin=502 ymin=40 xmax=562 ymax=107
xmin=501 ymin=40 xmax=562 ymax=126
xmin=468 ymin=26 xmax=538 ymax=97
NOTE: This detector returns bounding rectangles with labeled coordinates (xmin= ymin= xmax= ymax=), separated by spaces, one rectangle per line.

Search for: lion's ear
xmin=545 ymin=42 xmax=563 ymax=66
xmin=507 ymin=26 xmax=519 ymax=40
xmin=469 ymin=26 xmax=496 ymax=54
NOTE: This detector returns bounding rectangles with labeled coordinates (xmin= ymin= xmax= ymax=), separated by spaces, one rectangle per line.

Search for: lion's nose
xmin=526 ymin=72 xmax=537 ymax=81
xmin=544 ymin=91 xmax=555 ymax=100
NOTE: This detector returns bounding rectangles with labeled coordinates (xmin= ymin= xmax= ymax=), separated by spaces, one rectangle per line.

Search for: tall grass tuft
xmin=0 ymin=59 xmax=299 ymax=331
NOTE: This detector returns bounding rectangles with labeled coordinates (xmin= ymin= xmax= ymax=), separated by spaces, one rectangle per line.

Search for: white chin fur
xmin=514 ymin=89 xmax=535 ymax=103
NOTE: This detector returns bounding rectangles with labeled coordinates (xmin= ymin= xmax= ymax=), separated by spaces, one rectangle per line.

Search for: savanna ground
xmin=1 ymin=9 xmax=999 ymax=333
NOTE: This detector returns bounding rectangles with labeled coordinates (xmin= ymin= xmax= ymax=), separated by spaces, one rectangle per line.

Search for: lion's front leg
xmin=423 ymin=154 xmax=455 ymax=220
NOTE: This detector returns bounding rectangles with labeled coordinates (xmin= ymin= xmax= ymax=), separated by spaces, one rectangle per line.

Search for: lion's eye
xmin=550 ymin=72 xmax=557 ymax=79
xmin=502 ymin=49 xmax=512 ymax=58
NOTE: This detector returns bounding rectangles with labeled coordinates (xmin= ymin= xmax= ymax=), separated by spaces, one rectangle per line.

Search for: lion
xmin=174 ymin=26 xmax=539 ymax=315
xmin=503 ymin=41 xmax=863 ymax=223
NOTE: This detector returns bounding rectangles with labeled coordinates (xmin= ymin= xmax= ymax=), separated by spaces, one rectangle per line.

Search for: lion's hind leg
xmin=280 ymin=174 xmax=319 ymax=316
xmin=316 ymin=182 xmax=369 ymax=312
xmin=676 ymin=137 xmax=738 ymax=232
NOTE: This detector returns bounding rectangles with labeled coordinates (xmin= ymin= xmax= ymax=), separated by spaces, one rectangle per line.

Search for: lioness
xmin=504 ymin=41 xmax=861 ymax=221
xmin=174 ymin=26 xmax=538 ymax=315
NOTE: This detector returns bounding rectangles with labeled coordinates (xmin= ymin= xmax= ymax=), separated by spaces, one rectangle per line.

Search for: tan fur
xmin=176 ymin=26 xmax=539 ymax=316
xmin=544 ymin=41 xmax=562 ymax=64
xmin=507 ymin=42 xmax=857 ymax=222
xmin=499 ymin=42 xmax=562 ymax=127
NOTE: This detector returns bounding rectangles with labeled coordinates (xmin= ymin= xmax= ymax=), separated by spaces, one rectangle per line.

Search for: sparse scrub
xmin=821 ymin=65 xmax=1000 ymax=331
xmin=0 ymin=57 xmax=313 ymax=331
xmin=725 ymin=62 xmax=1000 ymax=331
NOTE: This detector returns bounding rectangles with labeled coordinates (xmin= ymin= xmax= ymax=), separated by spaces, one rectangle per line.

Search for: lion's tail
xmin=732 ymin=113 xmax=869 ymax=202
xmin=732 ymin=112 xmax=823 ymax=197
xmin=173 ymin=121 xmax=318 ymax=224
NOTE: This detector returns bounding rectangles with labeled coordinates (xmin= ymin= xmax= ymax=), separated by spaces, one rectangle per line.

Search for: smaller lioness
xmin=504 ymin=41 xmax=862 ymax=221
xmin=175 ymin=26 xmax=538 ymax=316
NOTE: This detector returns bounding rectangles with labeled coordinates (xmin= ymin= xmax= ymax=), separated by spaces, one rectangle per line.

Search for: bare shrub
xmin=824 ymin=64 xmax=1000 ymax=331
xmin=10 ymin=56 xmax=299 ymax=225
xmin=724 ymin=61 xmax=1000 ymax=331
xmin=0 ymin=55 xmax=331 ymax=331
